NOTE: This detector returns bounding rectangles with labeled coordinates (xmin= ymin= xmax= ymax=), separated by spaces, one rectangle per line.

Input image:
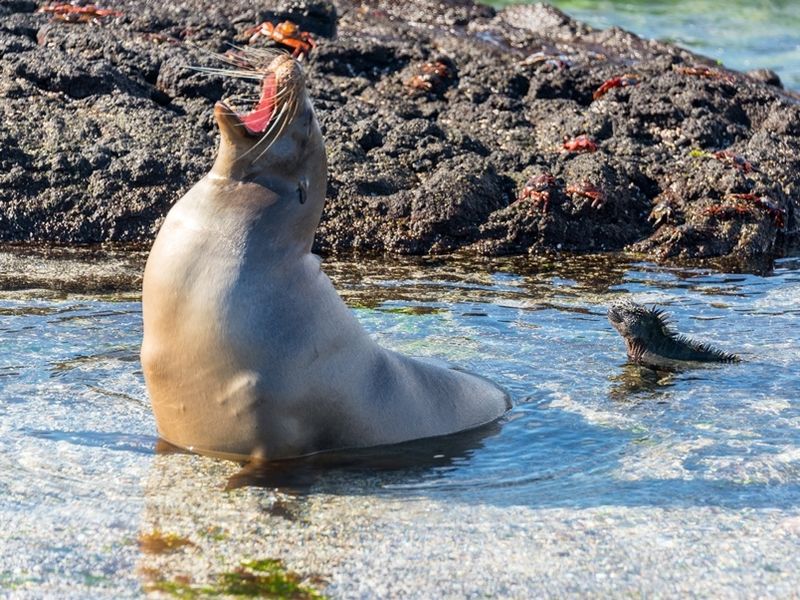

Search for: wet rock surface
xmin=0 ymin=0 xmax=798 ymax=269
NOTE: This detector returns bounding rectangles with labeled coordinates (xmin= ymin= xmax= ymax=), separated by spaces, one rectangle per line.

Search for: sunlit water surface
xmin=1 ymin=248 xmax=799 ymax=596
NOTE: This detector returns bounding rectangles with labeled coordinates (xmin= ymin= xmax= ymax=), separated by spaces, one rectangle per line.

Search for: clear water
xmin=1 ymin=248 xmax=799 ymax=596
xmin=486 ymin=0 xmax=800 ymax=90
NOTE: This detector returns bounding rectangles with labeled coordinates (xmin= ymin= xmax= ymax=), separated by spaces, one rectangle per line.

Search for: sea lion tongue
xmin=214 ymin=70 xmax=277 ymax=137
xmin=240 ymin=72 xmax=277 ymax=135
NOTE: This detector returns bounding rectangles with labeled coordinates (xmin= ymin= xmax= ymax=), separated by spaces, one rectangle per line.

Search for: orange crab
xmin=244 ymin=20 xmax=316 ymax=59
xmin=562 ymin=135 xmax=598 ymax=153
xmin=673 ymin=65 xmax=735 ymax=84
xmin=37 ymin=3 xmax=122 ymax=23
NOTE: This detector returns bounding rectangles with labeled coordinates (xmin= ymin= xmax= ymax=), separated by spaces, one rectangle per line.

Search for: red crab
xmin=37 ymin=3 xmax=122 ymax=23
xmin=244 ymin=20 xmax=316 ymax=59
xmin=726 ymin=193 xmax=786 ymax=228
xmin=725 ymin=193 xmax=760 ymax=202
xmin=592 ymin=74 xmax=639 ymax=100
xmin=703 ymin=204 xmax=750 ymax=219
xmin=562 ymin=135 xmax=598 ymax=153
xmin=566 ymin=181 xmax=605 ymax=209
xmin=517 ymin=173 xmax=557 ymax=212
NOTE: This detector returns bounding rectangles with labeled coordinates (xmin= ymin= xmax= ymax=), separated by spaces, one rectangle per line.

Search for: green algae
xmin=0 ymin=571 xmax=31 ymax=590
xmin=145 ymin=558 xmax=324 ymax=599
xmin=690 ymin=148 xmax=713 ymax=159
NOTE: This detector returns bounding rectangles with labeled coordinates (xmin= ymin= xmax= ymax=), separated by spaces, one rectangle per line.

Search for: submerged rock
xmin=0 ymin=0 xmax=798 ymax=270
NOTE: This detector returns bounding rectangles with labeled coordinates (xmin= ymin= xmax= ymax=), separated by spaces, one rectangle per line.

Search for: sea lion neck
xmin=197 ymin=158 xmax=324 ymax=258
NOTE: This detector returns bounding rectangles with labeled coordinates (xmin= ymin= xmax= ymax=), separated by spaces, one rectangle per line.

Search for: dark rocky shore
xmin=1 ymin=0 xmax=798 ymax=269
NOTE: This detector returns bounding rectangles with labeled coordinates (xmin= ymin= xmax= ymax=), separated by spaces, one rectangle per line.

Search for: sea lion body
xmin=141 ymin=55 xmax=509 ymax=461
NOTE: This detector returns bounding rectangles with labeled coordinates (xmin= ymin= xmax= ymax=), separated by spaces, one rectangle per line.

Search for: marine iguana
xmin=607 ymin=299 xmax=740 ymax=369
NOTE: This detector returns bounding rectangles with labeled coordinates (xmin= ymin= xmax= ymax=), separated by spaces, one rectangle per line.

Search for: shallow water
xmin=487 ymin=0 xmax=800 ymax=90
xmin=1 ymin=248 xmax=799 ymax=596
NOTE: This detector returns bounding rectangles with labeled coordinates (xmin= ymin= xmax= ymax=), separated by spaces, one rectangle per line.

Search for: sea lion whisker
xmin=186 ymin=42 xmax=265 ymax=72
xmin=235 ymin=45 xmax=292 ymax=62
xmin=220 ymin=89 xmax=291 ymax=129
xmin=252 ymin=91 xmax=298 ymax=163
xmin=221 ymin=95 xmax=260 ymax=105
xmin=262 ymin=96 xmax=300 ymax=157
xmin=184 ymin=41 xmax=229 ymax=62
xmin=222 ymin=42 xmax=285 ymax=66
xmin=257 ymin=97 xmax=291 ymax=135
xmin=224 ymin=41 xmax=284 ymax=56
xmin=209 ymin=50 xmax=260 ymax=70
xmin=184 ymin=44 xmax=261 ymax=73
xmin=224 ymin=86 xmax=291 ymax=108
xmin=228 ymin=93 xmax=291 ymax=133
xmin=188 ymin=66 xmax=265 ymax=80
xmin=246 ymin=98 xmax=292 ymax=162
xmin=259 ymin=95 xmax=296 ymax=152
xmin=235 ymin=100 xmax=292 ymax=160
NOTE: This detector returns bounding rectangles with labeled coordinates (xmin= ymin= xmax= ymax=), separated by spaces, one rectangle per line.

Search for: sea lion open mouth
xmin=199 ymin=52 xmax=301 ymax=141
xmin=235 ymin=71 xmax=277 ymax=136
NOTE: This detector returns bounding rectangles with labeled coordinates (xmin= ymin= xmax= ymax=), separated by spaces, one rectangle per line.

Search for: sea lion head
xmin=208 ymin=53 xmax=326 ymax=246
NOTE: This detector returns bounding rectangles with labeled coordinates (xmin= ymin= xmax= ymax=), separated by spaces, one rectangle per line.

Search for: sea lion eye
xmin=297 ymin=179 xmax=307 ymax=204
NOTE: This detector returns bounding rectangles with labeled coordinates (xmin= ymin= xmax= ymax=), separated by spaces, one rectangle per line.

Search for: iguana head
xmin=607 ymin=299 xmax=672 ymax=361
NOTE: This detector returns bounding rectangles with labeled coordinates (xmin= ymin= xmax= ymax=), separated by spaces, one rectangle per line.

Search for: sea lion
xmin=140 ymin=53 xmax=510 ymax=461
